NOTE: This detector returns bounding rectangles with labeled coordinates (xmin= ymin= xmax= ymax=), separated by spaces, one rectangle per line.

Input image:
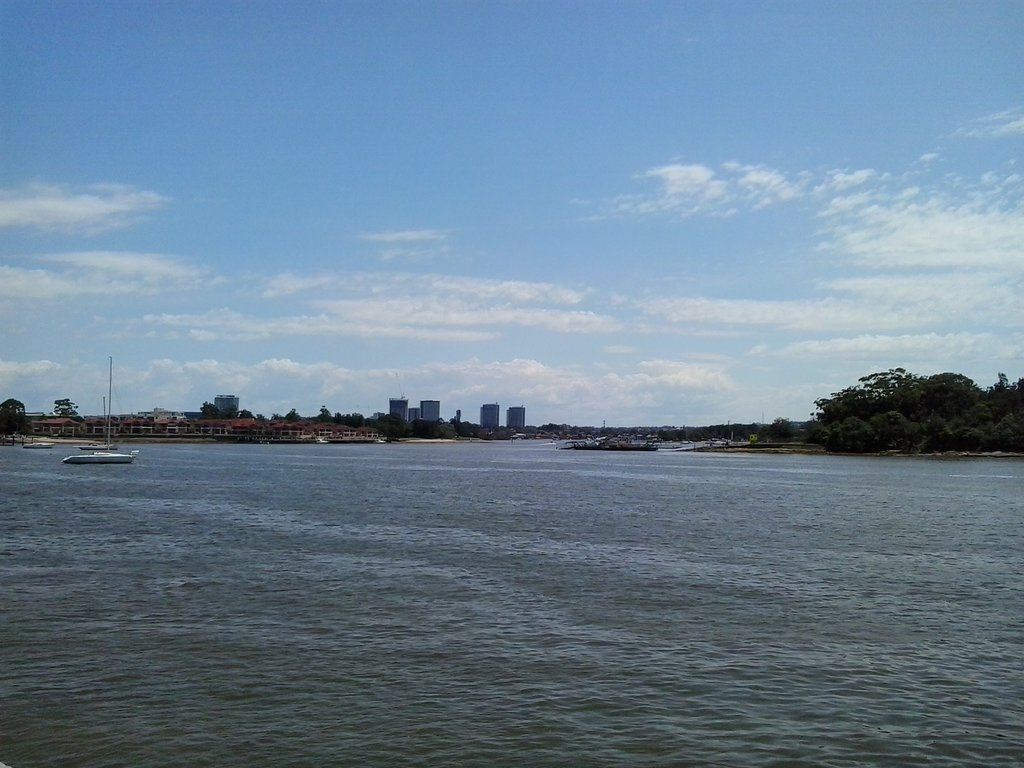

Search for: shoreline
xmin=6 ymin=435 xmax=1022 ymax=458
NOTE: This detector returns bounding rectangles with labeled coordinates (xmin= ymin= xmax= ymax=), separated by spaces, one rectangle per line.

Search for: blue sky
xmin=2 ymin=1 xmax=1022 ymax=426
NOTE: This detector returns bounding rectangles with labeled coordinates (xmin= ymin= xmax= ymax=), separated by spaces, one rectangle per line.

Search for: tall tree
xmin=53 ymin=398 xmax=79 ymax=417
xmin=0 ymin=398 xmax=28 ymax=434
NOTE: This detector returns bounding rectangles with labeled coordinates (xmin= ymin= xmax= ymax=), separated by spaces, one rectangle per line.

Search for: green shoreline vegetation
xmin=2 ymin=369 xmax=1023 ymax=455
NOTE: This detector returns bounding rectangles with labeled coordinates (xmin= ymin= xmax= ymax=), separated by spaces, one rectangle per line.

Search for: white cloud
xmin=631 ymin=359 xmax=735 ymax=389
xmin=774 ymin=332 xmax=1024 ymax=363
xmin=260 ymin=273 xmax=341 ymax=298
xmin=357 ymin=230 xmax=451 ymax=264
xmin=312 ymin=297 xmax=621 ymax=335
xmin=646 ymin=163 xmax=726 ymax=199
xmin=822 ymin=272 xmax=1024 ymax=326
xmin=954 ymin=108 xmax=1024 ymax=139
xmin=723 ymin=162 xmax=807 ymax=208
xmin=0 ymin=252 xmax=209 ymax=300
xmin=261 ymin=271 xmax=587 ymax=304
xmin=44 ymin=251 xmax=209 ymax=284
xmin=638 ymin=295 xmax=909 ymax=333
xmin=822 ymin=191 xmax=1024 ymax=269
xmin=610 ymin=163 xmax=731 ymax=217
xmin=424 ymin=274 xmax=587 ymax=305
xmin=608 ymin=160 xmax=810 ymax=218
xmin=0 ymin=358 xmax=62 ymax=388
xmin=814 ymin=168 xmax=879 ymax=194
xmin=146 ymin=307 xmax=502 ymax=343
xmin=414 ymin=356 xmax=734 ymax=426
xmin=0 ymin=182 xmax=168 ymax=234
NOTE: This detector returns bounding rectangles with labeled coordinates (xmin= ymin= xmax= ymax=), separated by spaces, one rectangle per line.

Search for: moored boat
xmin=63 ymin=450 xmax=139 ymax=465
xmin=61 ymin=357 xmax=138 ymax=466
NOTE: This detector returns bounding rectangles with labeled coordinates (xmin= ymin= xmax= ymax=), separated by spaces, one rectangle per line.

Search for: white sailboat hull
xmin=63 ymin=451 xmax=137 ymax=464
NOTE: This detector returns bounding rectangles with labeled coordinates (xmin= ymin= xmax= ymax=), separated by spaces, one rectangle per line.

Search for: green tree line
xmin=812 ymin=369 xmax=1024 ymax=453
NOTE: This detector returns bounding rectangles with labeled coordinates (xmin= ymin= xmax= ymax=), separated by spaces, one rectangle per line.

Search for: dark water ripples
xmin=2 ymin=443 xmax=1022 ymax=766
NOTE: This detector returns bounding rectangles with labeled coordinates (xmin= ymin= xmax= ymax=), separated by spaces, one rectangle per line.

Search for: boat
xmin=22 ymin=441 xmax=55 ymax=449
xmin=560 ymin=436 xmax=659 ymax=451
xmin=62 ymin=358 xmax=138 ymax=465
xmin=63 ymin=449 xmax=139 ymax=464
xmin=78 ymin=442 xmax=119 ymax=450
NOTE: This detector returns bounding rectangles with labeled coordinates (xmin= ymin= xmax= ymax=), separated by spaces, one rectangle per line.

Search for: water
xmin=2 ymin=442 xmax=1022 ymax=767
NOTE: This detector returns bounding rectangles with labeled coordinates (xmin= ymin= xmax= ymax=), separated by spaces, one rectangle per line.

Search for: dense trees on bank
xmin=811 ymin=369 xmax=1024 ymax=453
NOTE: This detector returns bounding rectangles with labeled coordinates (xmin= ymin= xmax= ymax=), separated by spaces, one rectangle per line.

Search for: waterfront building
xmin=506 ymin=405 xmax=526 ymax=430
xmin=480 ymin=403 xmax=500 ymax=429
xmin=420 ymin=400 xmax=441 ymax=422
xmin=389 ymin=398 xmax=409 ymax=421
xmin=135 ymin=408 xmax=187 ymax=420
xmin=214 ymin=394 xmax=239 ymax=415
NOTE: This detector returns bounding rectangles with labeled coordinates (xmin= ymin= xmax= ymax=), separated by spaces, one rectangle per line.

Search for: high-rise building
xmin=214 ymin=394 xmax=239 ymax=415
xmin=420 ymin=400 xmax=441 ymax=422
xmin=480 ymin=402 xmax=500 ymax=429
xmin=407 ymin=407 xmax=421 ymax=422
xmin=389 ymin=398 xmax=408 ymax=421
xmin=506 ymin=405 xmax=526 ymax=430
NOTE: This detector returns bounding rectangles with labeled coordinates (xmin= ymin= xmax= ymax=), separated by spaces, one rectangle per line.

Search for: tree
xmin=53 ymin=398 xmax=79 ymax=417
xmin=284 ymin=408 xmax=301 ymax=422
xmin=918 ymin=373 xmax=980 ymax=421
xmin=372 ymin=413 xmax=408 ymax=440
xmin=317 ymin=406 xmax=332 ymax=422
xmin=199 ymin=401 xmax=221 ymax=418
xmin=0 ymin=398 xmax=28 ymax=434
xmin=763 ymin=417 xmax=794 ymax=441
xmin=334 ymin=412 xmax=365 ymax=428
xmin=814 ymin=368 xmax=1024 ymax=453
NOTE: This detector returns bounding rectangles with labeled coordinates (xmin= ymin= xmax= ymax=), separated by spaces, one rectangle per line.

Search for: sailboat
xmin=62 ymin=358 xmax=139 ymax=465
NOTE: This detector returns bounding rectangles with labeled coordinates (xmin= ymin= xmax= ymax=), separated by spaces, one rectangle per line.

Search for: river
xmin=2 ymin=441 xmax=1022 ymax=767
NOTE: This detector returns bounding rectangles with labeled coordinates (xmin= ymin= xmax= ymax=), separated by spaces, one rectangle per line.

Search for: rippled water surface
xmin=2 ymin=442 xmax=1022 ymax=767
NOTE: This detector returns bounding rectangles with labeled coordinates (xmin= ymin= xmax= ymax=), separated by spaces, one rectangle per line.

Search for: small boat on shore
xmin=22 ymin=441 xmax=55 ymax=449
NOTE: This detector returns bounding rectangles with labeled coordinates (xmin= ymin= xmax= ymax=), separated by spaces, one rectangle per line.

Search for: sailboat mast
xmin=107 ymin=356 xmax=113 ymax=445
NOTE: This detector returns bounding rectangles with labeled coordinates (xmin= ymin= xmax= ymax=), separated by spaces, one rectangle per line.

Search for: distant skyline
xmin=2 ymin=1 xmax=1022 ymax=426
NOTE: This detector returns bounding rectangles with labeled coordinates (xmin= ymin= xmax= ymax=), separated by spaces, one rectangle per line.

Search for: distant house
xmin=31 ymin=417 xmax=82 ymax=437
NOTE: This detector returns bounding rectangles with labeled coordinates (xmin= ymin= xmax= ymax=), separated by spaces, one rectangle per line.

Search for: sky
xmin=2 ymin=0 xmax=1022 ymax=427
